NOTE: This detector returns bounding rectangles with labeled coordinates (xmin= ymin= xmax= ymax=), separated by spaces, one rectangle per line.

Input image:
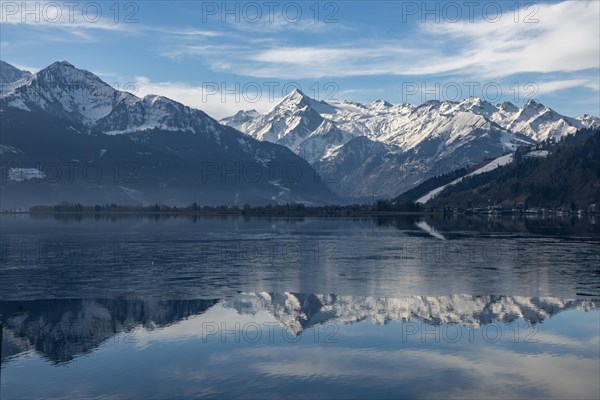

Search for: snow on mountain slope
xmin=225 ymin=94 xmax=597 ymax=157
xmin=296 ymin=120 xmax=357 ymax=164
xmin=490 ymin=99 xmax=589 ymax=141
xmin=1 ymin=61 xmax=131 ymax=124
xmin=219 ymin=109 xmax=260 ymax=130
xmin=0 ymin=61 xmax=340 ymax=206
xmin=0 ymin=61 xmax=221 ymax=136
xmin=236 ymin=89 xmax=331 ymax=151
xmin=223 ymin=92 xmax=595 ymax=199
xmin=225 ymin=95 xmax=540 ymax=159
xmin=96 ymin=94 xmax=220 ymax=136
xmin=578 ymin=114 xmax=600 ymax=129
xmin=416 ymin=153 xmax=514 ymax=204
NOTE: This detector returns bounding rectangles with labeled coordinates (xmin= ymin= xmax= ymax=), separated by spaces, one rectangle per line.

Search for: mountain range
xmin=222 ymin=90 xmax=599 ymax=199
xmin=0 ymin=61 xmax=338 ymax=208
xmin=1 ymin=60 xmax=598 ymax=208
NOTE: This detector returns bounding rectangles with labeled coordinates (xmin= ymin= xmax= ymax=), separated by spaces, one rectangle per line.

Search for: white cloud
xmin=0 ymin=2 xmax=221 ymax=42
xmin=148 ymin=28 xmax=222 ymax=37
xmin=0 ymin=1 xmax=130 ymax=31
xmin=9 ymin=63 xmax=41 ymax=74
xmin=190 ymin=1 xmax=599 ymax=80
xmin=131 ymin=76 xmax=281 ymax=120
xmin=538 ymin=79 xmax=600 ymax=94
xmin=237 ymin=346 xmax=599 ymax=399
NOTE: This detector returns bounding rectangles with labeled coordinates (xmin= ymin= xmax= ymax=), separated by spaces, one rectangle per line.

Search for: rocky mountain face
xmin=223 ymin=91 xmax=599 ymax=200
xmin=0 ymin=61 xmax=338 ymax=208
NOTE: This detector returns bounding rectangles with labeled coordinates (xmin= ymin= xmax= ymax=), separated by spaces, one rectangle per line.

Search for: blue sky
xmin=1 ymin=0 xmax=599 ymax=119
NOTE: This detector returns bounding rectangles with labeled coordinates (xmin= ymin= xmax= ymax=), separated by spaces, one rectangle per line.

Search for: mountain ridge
xmin=222 ymin=90 xmax=598 ymax=199
xmin=0 ymin=61 xmax=339 ymax=208
xmin=398 ymin=128 xmax=600 ymax=209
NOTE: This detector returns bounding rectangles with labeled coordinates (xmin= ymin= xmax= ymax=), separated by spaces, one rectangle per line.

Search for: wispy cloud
xmin=176 ymin=1 xmax=598 ymax=81
xmin=10 ymin=63 xmax=40 ymax=74
xmin=131 ymin=76 xmax=280 ymax=119
xmin=148 ymin=27 xmax=222 ymax=37
xmin=0 ymin=2 xmax=221 ymax=42
xmin=538 ymin=79 xmax=600 ymax=94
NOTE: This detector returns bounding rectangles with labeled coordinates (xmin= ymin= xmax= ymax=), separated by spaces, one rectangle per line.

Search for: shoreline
xmin=0 ymin=210 xmax=433 ymax=217
xmin=1 ymin=210 xmax=596 ymax=217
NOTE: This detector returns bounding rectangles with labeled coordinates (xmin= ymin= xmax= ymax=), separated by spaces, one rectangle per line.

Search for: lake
xmin=1 ymin=214 xmax=599 ymax=399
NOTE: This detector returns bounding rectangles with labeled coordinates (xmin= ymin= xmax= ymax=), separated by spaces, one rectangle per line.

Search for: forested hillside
xmin=403 ymin=128 xmax=600 ymax=209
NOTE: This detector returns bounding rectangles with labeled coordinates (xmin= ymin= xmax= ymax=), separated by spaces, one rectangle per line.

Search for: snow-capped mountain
xmin=579 ymin=114 xmax=600 ymax=129
xmin=1 ymin=61 xmax=221 ymax=135
xmin=0 ymin=61 xmax=338 ymax=207
xmin=219 ymin=109 xmax=260 ymax=130
xmin=223 ymin=91 xmax=598 ymax=199
xmin=490 ymin=99 xmax=594 ymax=141
xmin=236 ymin=89 xmax=341 ymax=162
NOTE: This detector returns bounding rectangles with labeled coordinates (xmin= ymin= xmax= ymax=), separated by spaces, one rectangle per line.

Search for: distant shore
xmin=1 ymin=210 xmax=596 ymax=218
xmin=0 ymin=210 xmax=432 ymax=217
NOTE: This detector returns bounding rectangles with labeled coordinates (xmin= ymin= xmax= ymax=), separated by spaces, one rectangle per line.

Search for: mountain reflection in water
xmin=2 ymin=294 xmax=597 ymax=363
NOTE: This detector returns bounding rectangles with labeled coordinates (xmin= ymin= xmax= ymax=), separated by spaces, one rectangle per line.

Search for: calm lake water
xmin=1 ymin=214 xmax=599 ymax=399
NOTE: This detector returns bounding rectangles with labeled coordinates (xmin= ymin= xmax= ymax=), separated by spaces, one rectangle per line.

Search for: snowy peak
xmin=274 ymin=88 xmax=317 ymax=112
xmin=230 ymin=89 xmax=330 ymax=150
xmin=416 ymin=99 xmax=442 ymax=111
xmin=221 ymin=89 xmax=597 ymax=198
xmin=51 ymin=60 xmax=74 ymax=68
xmin=516 ymin=99 xmax=548 ymax=120
xmin=0 ymin=60 xmax=220 ymax=135
xmin=370 ymin=99 xmax=393 ymax=110
xmin=455 ymin=97 xmax=496 ymax=116
xmin=492 ymin=98 xmax=585 ymax=141
xmin=2 ymin=60 xmax=124 ymax=124
xmin=281 ymin=88 xmax=309 ymax=104
xmin=219 ymin=109 xmax=259 ymax=130
xmin=36 ymin=60 xmax=108 ymax=89
xmin=498 ymin=101 xmax=519 ymax=113
xmin=578 ymin=114 xmax=600 ymax=129
xmin=274 ymin=88 xmax=336 ymax=115
xmin=522 ymin=98 xmax=544 ymax=109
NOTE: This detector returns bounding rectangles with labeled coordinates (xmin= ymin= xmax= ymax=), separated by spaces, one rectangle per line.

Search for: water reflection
xmin=2 ymin=294 xmax=598 ymax=363
xmin=1 ymin=215 xmax=599 ymax=300
xmin=1 ymin=299 xmax=218 ymax=363
xmin=1 ymin=215 xmax=599 ymax=399
xmin=1 ymin=294 xmax=599 ymax=399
